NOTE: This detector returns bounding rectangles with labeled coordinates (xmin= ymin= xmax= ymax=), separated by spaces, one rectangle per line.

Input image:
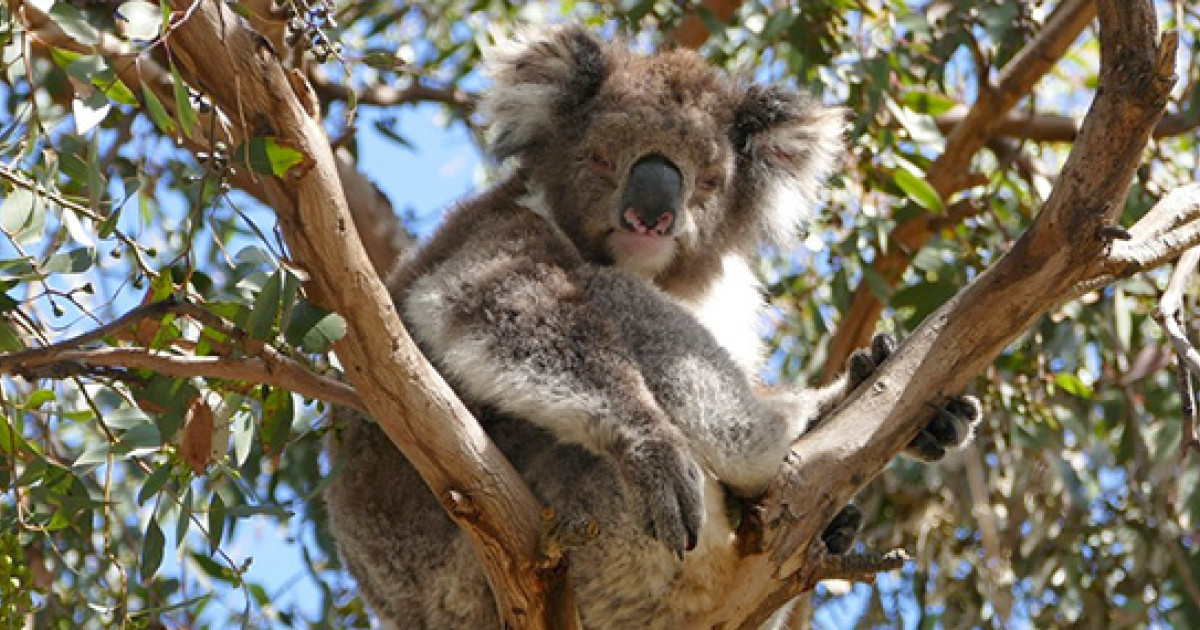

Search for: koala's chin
xmin=608 ymin=232 xmax=676 ymax=277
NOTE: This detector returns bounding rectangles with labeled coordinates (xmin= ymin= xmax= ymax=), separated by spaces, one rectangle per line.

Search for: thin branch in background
xmin=811 ymin=548 xmax=909 ymax=583
xmin=1155 ymin=246 xmax=1200 ymax=457
xmin=0 ymin=163 xmax=155 ymax=275
xmin=0 ymin=297 xmax=366 ymax=413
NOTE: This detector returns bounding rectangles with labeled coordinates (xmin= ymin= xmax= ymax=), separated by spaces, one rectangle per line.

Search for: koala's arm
xmin=768 ymin=333 xmax=982 ymax=461
xmin=396 ymin=208 xmax=706 ymax=556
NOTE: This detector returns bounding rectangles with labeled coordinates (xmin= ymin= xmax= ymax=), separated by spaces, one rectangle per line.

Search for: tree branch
xmin=5 ymin=347 xmax=363 ymax=410
xmin=933 ymin=107 xmax=1200 ymax=142
xmin=691 ymin=1 xmax=1176 ymax=624
xmin=1155 ymin=245 xmax=1200 ymax=457
xmin=1102 ymin=184 xmax=1200 ymax=275
xmin=0 ymin=297 xmax=366 ymax=412
xmin=159 ymin=1 xmax=577 ymax=626
xmin=308 ymin=70 xmax=477 ymax=110
xmin=821 ymin=0 xmax=1099 ymax=382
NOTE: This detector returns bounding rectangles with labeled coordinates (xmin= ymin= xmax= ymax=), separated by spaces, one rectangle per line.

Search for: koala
xmin=324 ymin=25 xmax=980 ymax=629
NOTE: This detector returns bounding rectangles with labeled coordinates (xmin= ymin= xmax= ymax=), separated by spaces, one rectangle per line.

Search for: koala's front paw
xmin=616 ymin=435 xmax=705 ymax=559
xmin=906 ymin=396 xmax=982 ymax=461
xmin=847 ymin=332 xmax=897 ymax=389
xmin=820 ymin=504 xmax=862 ymax=554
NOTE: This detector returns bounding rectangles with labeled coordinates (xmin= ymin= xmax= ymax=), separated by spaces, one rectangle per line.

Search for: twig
xmin=0 ymin=163 xmax=155 ymax=274
xmin=1154 ymin=246 xmax=1200 ymax=457
xmin=5 ymin=347 xmax=363 ymax=412
xmin=1105 ymin=184 xmax=1200 ymax=275
xmin=307 ymin=69 xmax=477 ymax=111
xmin=0 ymin=297 xmax=180 ymax=365
xmin=933 ymin=108 xmax=1200 ymax=143
xmin=0 ymin=296 xmax=367 ymax=413
xmin=811 ymin=548 xmax=910 ymax=583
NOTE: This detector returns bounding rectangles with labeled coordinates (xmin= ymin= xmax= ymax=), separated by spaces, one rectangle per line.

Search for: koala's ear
xmin=481 ymin=26 xmax=612 ymax=163
xmin=732 ymin=86 xmax=844 ymax=242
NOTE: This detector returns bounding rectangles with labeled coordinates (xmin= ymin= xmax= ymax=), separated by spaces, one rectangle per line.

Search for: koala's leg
xmin=579 ymin=269 xmax=807 ymax=497
xmin=402 ymin=261 xmax=705 ymax=557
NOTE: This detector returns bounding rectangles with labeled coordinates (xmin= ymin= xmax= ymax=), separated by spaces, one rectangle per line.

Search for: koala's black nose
xmin=620 ymin=154 xmax=682 ymax=236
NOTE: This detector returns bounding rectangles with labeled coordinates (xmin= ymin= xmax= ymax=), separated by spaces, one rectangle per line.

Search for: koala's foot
xmin=907 ymin=397 xmax=982 ymax=461
xmin=615 ymin=433 xmax=706 ymax=559
xmin=850 ymin=332 xmax=982 ymax=462
xmin=820 ymin=504 xmax=862 ymax=554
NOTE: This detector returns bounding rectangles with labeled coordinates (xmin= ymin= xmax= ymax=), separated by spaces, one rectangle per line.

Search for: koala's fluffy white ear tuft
xmin=481 ymin=26 xmax=611 ymax=163
xmin=734 ymin=87 xmax=844 ymax=244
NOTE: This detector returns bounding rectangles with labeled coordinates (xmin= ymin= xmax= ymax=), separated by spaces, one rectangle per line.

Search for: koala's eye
xmin=696 ymin=172 xmax=722 ymax=194
xmin=587 ymin=150 xmax=615 ymax=174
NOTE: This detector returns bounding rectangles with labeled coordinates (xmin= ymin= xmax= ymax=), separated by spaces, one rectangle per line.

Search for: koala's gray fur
xmin=325 ymin=25 xmax=977 ymax=629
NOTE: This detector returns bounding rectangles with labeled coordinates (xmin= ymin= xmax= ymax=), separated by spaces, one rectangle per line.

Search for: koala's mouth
xmin=607 ymin=229 xmax=676 ymax=276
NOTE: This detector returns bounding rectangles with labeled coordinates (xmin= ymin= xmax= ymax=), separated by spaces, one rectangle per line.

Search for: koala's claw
xmin=820 ymin=504 xmax=862 ymax=554
xmin=907 ymin=396 xmax=982 ymax=461
xmin=618 ymin=436 xmax=706 ymax=559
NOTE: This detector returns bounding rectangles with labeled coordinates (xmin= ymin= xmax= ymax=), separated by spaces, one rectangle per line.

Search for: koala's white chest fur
xmin=680 ymin=253 xmax=769 ymax=376
xmin=581 ymin=255 xmax=769 ymax=625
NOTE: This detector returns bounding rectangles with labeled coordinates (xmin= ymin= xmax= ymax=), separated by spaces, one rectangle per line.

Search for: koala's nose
xmin=620 ymin=154 xmax=682 ymax=236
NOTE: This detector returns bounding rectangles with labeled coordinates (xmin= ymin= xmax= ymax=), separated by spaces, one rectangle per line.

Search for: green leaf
xmin=0 ymin=414 xmax=33 ymax=456
xmin=22 ymin=389 xmax=56 ymax=410
xmin=48 ymin=1 xmax=99 ymax=45
xmin=141 ymin=515 xmax=165 ymax=580
xmin=41 ymin=247 xmax=95 ymax=274
xmin=262 ymin=388 xmax=294 ymax=456
xmin=246 ymin=271 xmax=283 ymax=341
xmin=362 ymin=50 xmax=402 ymax=71
xmin=894 ymin=164 xmax=944 ymax=212
xmin=232 ymin=410 xmax=254 ymax=467
xmin=53 ymin=51 xmax=138 ymax=107
xmin=169 ymin=60 xmax=197 ymax=138
xmin=234 ymin=137 xmax=307 ymax=178
xmin=759 ymin=12 xmax=796 ymax=40
xmin=901 ymin=90 xmax=957 ymax=115
xmin=1 ymin=188 xmax=47 ymax=243
xmin=208 ymin=493 xmax=225 ymax=553
xmin=189 ymin=552 xmax=237 ymax=583
xmin=176 ymin=486 xmax=193 ymax=549
xmin=0 ymin=320 xmax=24 ymax=352
xmin=91 ymin=71 xmax=138 ymax=106
xmin=285 ymin=301 xmax=347 ymax=353
xmin=138 ymin=464 xmax=172 ymax=506
xmin=892 ymin=278 xmax=959 ymax=327
xmin=1054 ymin=372 xmax=1094 ymax=399
xmin=141 ymin=85 xmax=178 ymax=135
xmin=115 ymin=422 xmax=163 ymax=458
xmin=105 ymin=407 xmax=152 ymax=430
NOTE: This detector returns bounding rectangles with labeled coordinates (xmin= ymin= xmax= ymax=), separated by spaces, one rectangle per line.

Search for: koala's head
xmin=481 ymin=26 xmax=842 ymax=291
